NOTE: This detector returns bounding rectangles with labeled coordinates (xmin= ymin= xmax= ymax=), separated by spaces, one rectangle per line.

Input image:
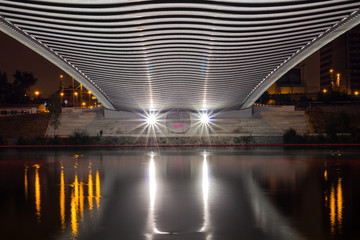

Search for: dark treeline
xmin=0 ymin=70 xmax=38 ymax=104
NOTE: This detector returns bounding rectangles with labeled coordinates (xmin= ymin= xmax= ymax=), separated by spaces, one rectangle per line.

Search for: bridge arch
xmin=1 ymin=1 xmax=359 ymax=112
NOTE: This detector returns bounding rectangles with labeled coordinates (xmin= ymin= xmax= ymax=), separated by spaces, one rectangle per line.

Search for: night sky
xmin=0 ymin=31 xmax=71 ymax=98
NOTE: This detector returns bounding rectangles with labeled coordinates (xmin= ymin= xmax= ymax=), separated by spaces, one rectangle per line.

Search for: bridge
xmin=1 ymin=1 xmax=360 ymax=113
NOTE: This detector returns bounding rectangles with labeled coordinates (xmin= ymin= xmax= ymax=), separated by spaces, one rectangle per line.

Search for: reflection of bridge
xmin=1 ymin=1 xmax=360 ymax=112
xmin=145 ymin=152 xmax=306 ymax=240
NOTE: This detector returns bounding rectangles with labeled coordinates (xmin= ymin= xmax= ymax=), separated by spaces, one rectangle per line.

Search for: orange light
xmin=82 ymin=102 xmax=86 ymax=106
xmin=60 ymin=92 xmax=64 ymax=96
xmin=74 ymin=92 xmax=78 ymax=96
xmin=323 ymin=89 xmax=327 ymax=93
xmin=60 ymin=74 xmax=64 ymax=79
xmin=355 ymin=91 xmax=359 ymax=96
xmin=88 ymin=91 xmax=92 ymax=94
xmin=330 ymin=69 xmax=334 ymax=73
xmin=34 ymin=91 xmax=40 ymax=96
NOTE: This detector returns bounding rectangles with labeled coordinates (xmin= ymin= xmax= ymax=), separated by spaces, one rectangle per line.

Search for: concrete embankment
xmin=46 ymin=106 xmax=309 ymax=144
xmin=0 ymin=113 xmax=50 ymax=143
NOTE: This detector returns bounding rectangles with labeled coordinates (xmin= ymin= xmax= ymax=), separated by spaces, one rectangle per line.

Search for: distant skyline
xmin=0 ymin=31 xmax=71 ymax=98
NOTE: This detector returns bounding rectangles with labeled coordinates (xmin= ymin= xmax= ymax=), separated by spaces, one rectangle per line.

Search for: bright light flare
xmin=146 ymin=113 xmax=157 ymax=125
xmin=200 ymin=113 xmax=211 ymax=124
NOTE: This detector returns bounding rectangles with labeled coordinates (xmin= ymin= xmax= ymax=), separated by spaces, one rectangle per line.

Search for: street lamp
xmin=60 ymin=92 xmax=64 ymax=107
xmin=74 ymin=92 xmax=78 ymax=107
xmin=59 ymin=74 xmax=64 ymax=93
xmin=88 ymin=90 xmax=92 ymax=106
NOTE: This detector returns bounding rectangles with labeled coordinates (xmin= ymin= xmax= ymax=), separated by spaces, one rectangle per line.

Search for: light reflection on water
xmin=34 ymin=164 xmax=41 ymax=223
xmin=0 ymin=149 xmax=359 ymax=240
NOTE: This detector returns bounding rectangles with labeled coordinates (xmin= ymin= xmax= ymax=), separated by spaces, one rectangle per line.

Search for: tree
xmin=0 ymin=72 xmax=10 ymax=104
xmin=0 ymin=71 xmax=38 ymax=104
xmin=47 ymin=92 xmax=62 ymax=137
xmin=12 ymin=71 xmax=37 ymax=103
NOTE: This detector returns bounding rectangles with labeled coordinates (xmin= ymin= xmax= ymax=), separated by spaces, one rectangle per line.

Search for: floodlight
xmin=146 ymin=114 xmax=157 ymax=125
xmin=200 ymin=113 xmax=211 ymax=124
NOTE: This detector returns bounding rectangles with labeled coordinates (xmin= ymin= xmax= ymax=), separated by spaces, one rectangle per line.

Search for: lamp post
xmin=59 ymin=74 xmax=64 ymax=93
xmin=88 ymin=91 xmax=91 ymax=107
xmin=74 ymin=92 xmax=78 ymax=107
xmin=60 ymin=92 xmax=64 ymax=107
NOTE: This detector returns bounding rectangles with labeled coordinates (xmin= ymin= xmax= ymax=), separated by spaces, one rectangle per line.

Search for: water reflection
xmin=0 ymin=149 xmax=358 ymax=240
xmin=34 ymin=164 xmax=41 ymax=223
xmin=96 ymin=170 xmax=101 ymax=210
xmin=88 ymin=168 xmax=94 ymax=212
xmin=328 ymin=178 xmax=343 ymax=235
xmin=19 ymin=155 xmax=103 ymax=239
xmin=146 ymin=152 xmax=212 ymax=239
xmin=24 ymin=165 xmax=28 ymax=201
xmin=199 ymin=152 xmax=210 ymax=233
xmin=60 ymin=167 xmax=65 ymax=231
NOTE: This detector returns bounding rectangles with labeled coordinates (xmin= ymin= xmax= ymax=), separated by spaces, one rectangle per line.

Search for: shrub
xmin=16 ymin=135 xmax=31 ymax=145
xmin=0 ymin=136 xmax=7 ymax=145
xmin=69 ymin=130 xmax=93 ymax=145
xmin=283 ymin=128 xmax=305 ymax=144
xmin=234 ymin=136 xmax=254 ymax=144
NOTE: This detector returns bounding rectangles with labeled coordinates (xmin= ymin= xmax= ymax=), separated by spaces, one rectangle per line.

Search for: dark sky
xmin=0 ymin=31 xmax=71 ymax=98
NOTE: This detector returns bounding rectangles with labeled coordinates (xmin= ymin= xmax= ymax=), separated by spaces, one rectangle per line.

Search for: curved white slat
xmin=0 ymin=0 xmax=359 ymax=111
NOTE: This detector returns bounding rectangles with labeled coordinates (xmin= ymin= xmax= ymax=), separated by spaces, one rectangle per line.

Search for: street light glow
xmin=146 ymin=113 xmax=157 ymax=125
xmin=200 ymin=113 xmax=211 ymax=124
xmin=34 ymin=91 xmax=40 ymax=96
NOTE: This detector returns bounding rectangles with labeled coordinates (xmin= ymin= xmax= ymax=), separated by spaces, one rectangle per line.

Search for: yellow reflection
xmin=330 ymin=185 xmax=336 ymax=233
xmin=324 ymin=170 xmax=328 ymax=181
xmin=34 ymin=164 xmax=41 ymax=223
xmin=71 ymin=192 xmax=78 ymax=237
xmin=79 ymin=182 xmax=84 ymax=222
xmin=74 ymin=175 xmax=79 ymax=201
xmin=88 ymin=170 xmax=94 ymax=211
xmin=95 ymin=170 xmax=101 ymax=210
xmin=328 ymin=177 xmax=344 ymax=235
xmin=60 ymin=169 xmax=66 ymax=231
xmin=337 ymin=178 xmax=343 ymax=229
xmin=71 ymin=174 xmax=80 ymax=238
xmin=24 ymin=166 xmax=28 ymax=201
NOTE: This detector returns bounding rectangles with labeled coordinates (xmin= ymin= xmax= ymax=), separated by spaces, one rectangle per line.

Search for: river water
xmin=0 ymin=148 xmax=359 ymax=240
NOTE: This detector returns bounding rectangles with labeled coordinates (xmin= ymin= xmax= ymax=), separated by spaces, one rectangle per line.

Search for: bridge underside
xmin=1 ymin=1 xmax=360 ymax=112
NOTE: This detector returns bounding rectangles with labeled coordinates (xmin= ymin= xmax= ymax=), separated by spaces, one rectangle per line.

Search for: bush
xmin=0 ymin=136 xmax=7 ymax=145
xmin=234 ymin=136 xmax=254 ymax=144
xmin=69 ymin=130 xmax=93 ymax=145
xmin=283 ymin=128 xmax=305 ymax=144
xmin=16 ymin=135 xmax=31 ymax=145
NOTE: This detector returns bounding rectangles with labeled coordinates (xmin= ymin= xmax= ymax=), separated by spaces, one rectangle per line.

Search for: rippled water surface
xmin=1 ymin=148 xmax=360 ymax=240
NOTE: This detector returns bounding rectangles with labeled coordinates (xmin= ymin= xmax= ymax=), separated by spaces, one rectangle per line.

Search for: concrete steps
xmin=48 ymin=108 xmax=309 ymax=137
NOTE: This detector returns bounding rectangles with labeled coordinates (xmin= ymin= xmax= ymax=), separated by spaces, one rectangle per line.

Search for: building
xmin=320 ymin=24 xmax=360 ymax=93
xmin=267 ymin=51 xmax=321 ymax=95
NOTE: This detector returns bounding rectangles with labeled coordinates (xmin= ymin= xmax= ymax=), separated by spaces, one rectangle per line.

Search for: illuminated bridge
xmin=1 ymin=1 xmax=360 ymax=113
